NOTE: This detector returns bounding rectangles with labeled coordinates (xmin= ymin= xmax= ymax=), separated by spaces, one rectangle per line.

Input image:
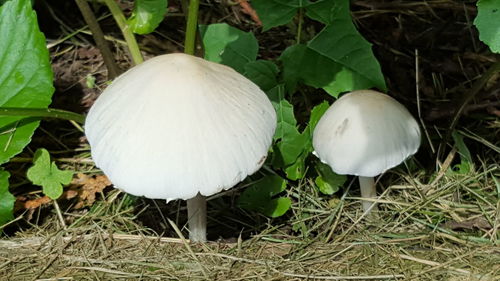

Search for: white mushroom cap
xmin=85 ymin=53 xmax=276 ymax=201
xmin=312 ymin=90 xmax=421 ymax=177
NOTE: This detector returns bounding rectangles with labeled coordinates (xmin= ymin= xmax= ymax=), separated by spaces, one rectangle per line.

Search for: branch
xmin=0 ymin=108 xmax=85 ymax=124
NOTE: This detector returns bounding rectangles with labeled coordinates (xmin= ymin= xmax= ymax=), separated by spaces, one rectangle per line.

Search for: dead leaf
xmin=442 ymin=217 xmax=492 ymax=231
xmin=69 ymin=173 xmax=112 ymax=209
xmin=23 ymin=196 xmax=51 ymax=209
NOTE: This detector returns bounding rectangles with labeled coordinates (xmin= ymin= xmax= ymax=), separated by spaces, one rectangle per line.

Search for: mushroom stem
xmin=358 ymin=176 xmax=379 ymax=213
xmin=186 ymin=193 xmax=207 ymax=242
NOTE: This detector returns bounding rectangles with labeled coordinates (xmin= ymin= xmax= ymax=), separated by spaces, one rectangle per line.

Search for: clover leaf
xmin=27 ymin=148 xmax=73 ymax=199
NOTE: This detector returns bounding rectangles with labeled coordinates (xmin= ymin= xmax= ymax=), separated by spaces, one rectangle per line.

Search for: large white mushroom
xmin=85 ymin=53 xmax=277 ymax=242
xmin=313 ymin=90 xmax=420 ymax=213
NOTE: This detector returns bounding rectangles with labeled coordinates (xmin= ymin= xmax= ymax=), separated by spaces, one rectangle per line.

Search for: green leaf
xmin=283 ymin=151 xmax=307 ymax=180
xmin=302 ymin=101 xmax=329 ymax=150
xmin=252 ymin=0 xmax=311 ymax=31
xmin=307 ymin=0 xmax=386 ymax=91
xmin=281 ymin=102 xmax=330 ymax=180
xmin=244 ymin=60 xmax=279 ymax=91
xmin=0 ymin=0 xmax=55 ymax=165
xmin=280 ymin=44 xmax=340 ymax=93
xmin=127 ymin=0 xmax=168 ymax=35
xmin=321 ymin=67 xmax=374 ymax=97
xmin=474 ymin=0 xmax=500 ymax=53
xmin=280 ymin=44 xmax=374 ymax=97
xmin=306 ymin=101 xmax=330 ymax=135
xmin=276 ymin=132 xmax=307 ymax=166
xmin=0 ymin=169 xmax=15 ymax=227
xmin=267 ymin=85 xmax=298 ymax=141
xmin=27 ymin=148 xmax=73 ymax=199
xmin=267 ymin=85 xmax=311 ymax=180
xmin=450 ymin=131 xmax=473 ymax=174
xmin=314 ymin=162 xmax=346 ymax=195
xmin=305 ymin=0 xmax=349 ymax=24
xmin=200 ymin=23 xmax=259 ymax=73
xmin=238 ymin=175 xmax=291 ymax=217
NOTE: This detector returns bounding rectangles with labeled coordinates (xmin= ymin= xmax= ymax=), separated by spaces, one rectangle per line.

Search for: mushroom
xmin=312 ymin=90 xmax=420 ymax=213
xmin=85 ymin=53 xmax=277 ymax=242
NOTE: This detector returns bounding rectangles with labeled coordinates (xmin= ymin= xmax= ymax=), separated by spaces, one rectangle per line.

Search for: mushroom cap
xmin=312 ymin=90 xmax=421 ymax=177
xmin=85 ymin=53 xmax=277 ymax=200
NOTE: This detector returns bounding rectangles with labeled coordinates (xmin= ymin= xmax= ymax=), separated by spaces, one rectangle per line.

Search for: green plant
xmin=200 ymin=0 xmax=385 ymax=216
xmin=127 ymin=0 xmax=168 ymax=35
xmin=0 ymin=0 xmax=83 ymax=230
xmin=474 ymin=0 xmax=500 ymax=53
xmin=27 ymin=148 xmax=74 ymax=199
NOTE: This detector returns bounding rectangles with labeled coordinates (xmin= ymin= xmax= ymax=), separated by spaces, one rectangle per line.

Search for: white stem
xmin=186 ymin=193 xmax=207 ymax=242
xmin=358 ymin=176 xmax=379 ymax=213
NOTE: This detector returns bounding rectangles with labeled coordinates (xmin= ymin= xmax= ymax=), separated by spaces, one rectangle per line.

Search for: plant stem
xmin=359 ymin=176 xmax=379 ymax=213
xmin=184 ymin=0 xmax=200 ymax=55
xmin=103 ymin=0 xmax=143 ymax=65
xmin=186 ymin=193 xmax=207 ymax=242
xmin=75 ymin=0 xmax=121 ymax=78
xmin=296 ymin=7 xmax=303 ymax=44
xmin=0 ymin=108 xmax=85 ymax=124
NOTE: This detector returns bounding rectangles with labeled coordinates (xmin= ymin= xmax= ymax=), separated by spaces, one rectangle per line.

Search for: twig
xmin=0 ymin=233 xmax=190 ymax=249
xmin=184 ymin=0 xmax=200 ymax=55
xmin=75 ymin=0 xmax=121 ymax=79
xmin=396 ymin=253 xmax=470 ymax=275
xmin=53 ymin=200 xmax=67 ymax=230
xmin=102 ymin=0 xmax=143 ymax=65
xmin=0 ymin=107 xmax=85 ymax=124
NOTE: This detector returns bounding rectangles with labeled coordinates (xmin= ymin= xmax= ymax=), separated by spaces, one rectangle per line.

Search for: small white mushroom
xmin=312 ymin=90 xmax=421 ymax=213
xmin=85 ymin=53 xmax=277 ymax=241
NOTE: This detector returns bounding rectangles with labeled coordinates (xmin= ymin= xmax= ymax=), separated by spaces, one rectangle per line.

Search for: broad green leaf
xmin=252 ymin=0 xmax=311 ymax=31
xmin=127 ymin=0 xmax=168 ymax=35
xmin=284 ymin=151 xmax=307 ymax=180
xmin=307 ymin=0 xmax=386 ymax=91
xmin=282 ymin=102 xmax=329 ymax=180
xmin=314 ymin=162 xmax=346 ymax=195
xmin=277 ymin=132 xmax=307 ymax=166
xmin=267 ymin=85 xmax=310 ymax=180
xmin=280 ymin=44 xmax=374 ymax=97
xmin=302 ymin=101 xmax=329 ymax=148
xmin=27 ymin=148 xmax=73 ymax=199
xmin=0 ymin=0 xmax=54 ymax=165
xmin=0 ymin=169 xmax=15 ymax=227
xmin=267 ymin=85 xmax=298 ymax=141
xmin=474 ymin=0 xmax=500 ymax=53
xmin=305 ymin=0 xmax=349 ymax=24
xmin=321 ymin=67 xmax=374 ymax=96
xmin=280 ymin=44 xmax=340 ymax=93
xmin=306 ymin=101 xmax=330 ymax=135
xmin=244 ymin=60 xmax=279 ymax=91
xmin=200 ymin=23 xmax=258 ymax=73
xmin=238 ymin=175 xmax=291 ymax=217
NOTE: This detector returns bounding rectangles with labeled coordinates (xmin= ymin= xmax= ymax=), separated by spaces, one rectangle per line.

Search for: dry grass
xmin=1 ymin=159 xmax=498 ymax=280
